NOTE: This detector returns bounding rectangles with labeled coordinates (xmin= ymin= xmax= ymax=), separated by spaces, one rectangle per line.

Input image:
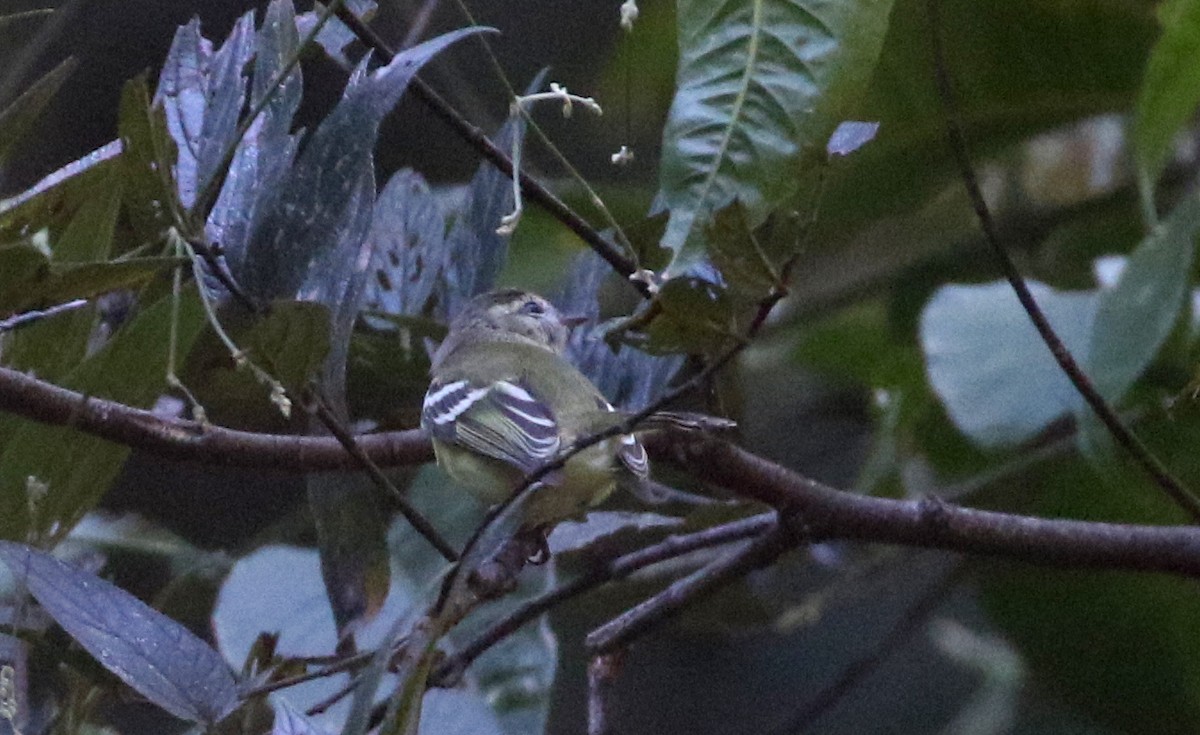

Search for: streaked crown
xmin=448 ymin=289 xmax=570 ymax=354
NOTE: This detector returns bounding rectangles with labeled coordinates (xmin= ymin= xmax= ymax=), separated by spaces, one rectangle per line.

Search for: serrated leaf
xmin=195 ymin=12 xmax=256 ymax=200
xmin=657 ymin=0 xmax=895 ymax=277
xmin=0 ymin=56 xmax=76 ymax=164
xmin=1087 ymin=188 xmax=1200 ymax=404
xmin=626 ymin=276 xmax=738 ymax=355
xmin=704 ymin=200 xmax=784 ymax=300
xmin=1133 ymin=0 xmax=1200 ymax=202
xmin=0 ymin=289 xmax=207 ymax=540
xmin=920 ymin=280 xmax=1097 ymax=447
xmin=0 ymin=541 xmax=237 ymax=724
xmin=241 ymin=27 xmax=492 ymax=302
xmin=364 ymin=169 xmax=448 ymax=319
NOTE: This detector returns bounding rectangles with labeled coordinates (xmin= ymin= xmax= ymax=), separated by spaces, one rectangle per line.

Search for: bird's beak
xmin=561 ymin=314 xmax=589 ymax=329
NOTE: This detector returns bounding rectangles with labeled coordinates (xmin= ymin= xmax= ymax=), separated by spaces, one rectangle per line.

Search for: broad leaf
xmin=1133 ymin=0 xmax=1200 ymax=204
xmin=240 ymin=27 xmax=491 ymax=302
xmin=0 ymin=289 xmax=207 ymax=540
xmin=1087 ymin=188 xmax=1200 ymax=403
xmin=205 ymin=0 xmax=304 ymax=275
xmin=920 ymin=280 xmax=1097 ymax=447
xmin=0 ymin=542 xmax=237 ymax=724
xmin=119 ymin=75 xmax=183 ymax=243
xmin=307 ymin=473 xmax=391 ymax=641
xmin=657 ymin=0 xmax=895 ymax=277
xmin=0 ymin=257 xmax=180 ymax=317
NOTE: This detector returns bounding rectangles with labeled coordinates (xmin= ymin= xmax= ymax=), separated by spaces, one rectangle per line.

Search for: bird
xmin=421 ymin=289 xmax=650 ymax=532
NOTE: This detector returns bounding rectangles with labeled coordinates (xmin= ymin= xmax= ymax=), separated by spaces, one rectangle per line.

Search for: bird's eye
xmin=521 ymin=300 xmax=546 ymax=316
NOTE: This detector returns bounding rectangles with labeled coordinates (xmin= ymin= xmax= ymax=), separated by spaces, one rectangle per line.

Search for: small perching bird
xmin=422 ymin=289 xmax=650 ymax=530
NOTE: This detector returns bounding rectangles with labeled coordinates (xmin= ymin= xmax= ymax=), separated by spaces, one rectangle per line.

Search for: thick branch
xmin=6 ymin=365 xmax=1200 ymax=578
xmin=0 ymin=366 xmax=431 ymax=470
xmin=653 ymin=433 xmax=1200 ymax=578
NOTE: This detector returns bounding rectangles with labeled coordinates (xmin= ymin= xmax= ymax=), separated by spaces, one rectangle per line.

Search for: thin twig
xmin=588 ymin=650 xmax=625 ymax=735
xmin=586 ymin=523 xmax=793 ymax=653
xmin=926 ymin=0 xmax=1200 ymax=523
xmin=432 ymin=513 xmax=775 ymax=684
xmin=310 ymin=393 xmax=459 ymax=562
xmin=241 ymin=650 xmax=374 ymax=699
xmin=329 ymin=4 xmax=644 ymax=292
xmin=0 ymin=300 xmax=88 ymax=333
xmin=768 ymin=561 xmax=967 ymax=734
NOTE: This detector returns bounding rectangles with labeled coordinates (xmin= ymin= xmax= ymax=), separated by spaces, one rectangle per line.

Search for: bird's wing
xmin=422 ymin=378 xmax=561 ymax=473
xmin=592 ymin=397 xmax=649 ymax=479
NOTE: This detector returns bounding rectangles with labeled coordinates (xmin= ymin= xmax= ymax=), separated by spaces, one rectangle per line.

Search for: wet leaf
xmin=0 ymin=541 xmax=237 ymax=724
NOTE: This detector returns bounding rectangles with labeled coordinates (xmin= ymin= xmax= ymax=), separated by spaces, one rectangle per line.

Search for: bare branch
xmin=653 ymin=431 xmax=1200 ymax=578
xmin=6 ymin=366 xmax=1200 ymax=581
xmin=586 ymin=524 xmax=792 ymax=653
xmin=0 ymin=365 xmax=432 ymax=471
xmin=432 ymin=513 xmax=776 ymax=685
xmin=925 ymin=0 xmax=1200 ymax=522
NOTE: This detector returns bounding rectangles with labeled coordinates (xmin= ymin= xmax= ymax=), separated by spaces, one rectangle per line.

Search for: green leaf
xmin=704 ymin=200 xmax=787 ymax=300
xmin=307 ymin=473 xmax=391 ymax=639
xmin=1087 ymin=188 xmax=1200 ymax=404
xmin=1133 ymin=0 xmax=1200 ymax=204
xmin=0 ymin=141 xmax=122 ymax=242
xmin=920 ymin=280 xmax=1097 ymax=447
xmin=0 ymin=236 xmax=50 ymax=296
xmin=806 ymin=0 xmax=1155 ymax=278
xmin=0 ymin=56 xmax=76 ymax=164
xmin=0 ymin=257 xmax=182 ymax=316
xmin=624 ymin=277 xmax=738 ymax=355
xmin=245 ymin=301 xmax=332 ymax=393
xmin=0 ymin=541 xmax=238 ymax=724
xmin=657 ymin=0 xmax=895 ymax=277
xmin=981 ymin=446 xmax=1200 ymax=734
xmin=0 ymin=289 xmax=207 ymax=541
xmin=1 ymin=168 xmax=125 ymax=381
xmin=118 ymin=74 xmax=183 ymax=243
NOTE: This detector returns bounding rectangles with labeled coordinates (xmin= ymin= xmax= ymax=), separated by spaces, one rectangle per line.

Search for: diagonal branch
xmin=925 ymin=0 xmax=1200 ymax=522
xmin=6 ymin=365 xmax=1200 ymax=579
xmin=329 ymin=4 xmax=644 ymax=292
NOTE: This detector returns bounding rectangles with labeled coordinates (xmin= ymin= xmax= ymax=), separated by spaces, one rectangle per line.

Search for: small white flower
xmin=619 ymin=0 xmax=639 ymax=31
xmin=610 ymin=145 xmax=635 ymax=166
